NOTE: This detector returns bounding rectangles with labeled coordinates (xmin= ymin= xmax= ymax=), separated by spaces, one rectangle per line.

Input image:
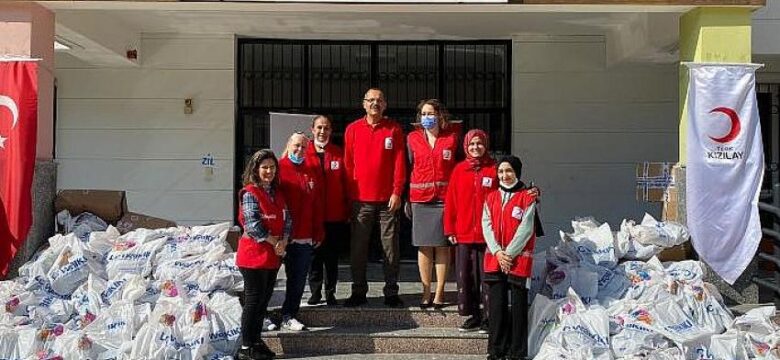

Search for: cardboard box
xmin=55 ymin=190 xmax=127 ymax=224
xmin=662 ymin=188 xmax=679 ymax=222
xmin=116 ymin=212 xmax=177 ymax=234
xmin=636 ymin=162 xmax=676 ymax=202
xmin=657 ymin=242 xmax=692 ymax=262
xmin=226 ymin=227 xmax=241 ymax=252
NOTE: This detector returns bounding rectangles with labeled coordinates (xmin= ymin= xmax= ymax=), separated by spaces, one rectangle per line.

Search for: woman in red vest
xmin=406 ymin=99 xmax=459 ymax=309
xmin=235 ymin=149 xmax=291 ymax=360
xmin=305 ymin=115 xmax=349 ymax=306
xmin=482 ymin=155 xmax=537 ymax=360
xmin=443 ymin=129 xmax=496 ymax=332
xmin=278 ymin=132 xmax=325 ymax=332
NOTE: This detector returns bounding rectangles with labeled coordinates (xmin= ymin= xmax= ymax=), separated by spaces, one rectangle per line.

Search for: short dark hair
xmin=242 ymin=149 xmax=279 ymax=187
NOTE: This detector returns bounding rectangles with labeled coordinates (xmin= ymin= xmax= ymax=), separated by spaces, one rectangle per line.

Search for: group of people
xmin=234 ymin=87 xmax=541 ymax=360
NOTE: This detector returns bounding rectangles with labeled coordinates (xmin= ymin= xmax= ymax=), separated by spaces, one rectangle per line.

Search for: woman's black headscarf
xmin=496 ymin=155 xmax=544 ymax=236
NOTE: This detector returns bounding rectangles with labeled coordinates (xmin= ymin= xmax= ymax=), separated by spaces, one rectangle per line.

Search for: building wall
xmin=512 ymin=35 xmax=679 ymax=235
xmin=55 ymin=34 xmax=235 ymax=225
xmin=56 ymin=33 xmax=680 ymax=231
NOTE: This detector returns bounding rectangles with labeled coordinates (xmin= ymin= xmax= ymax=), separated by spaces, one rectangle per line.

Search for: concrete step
xmin=263 ymin=326 xmax=488 ymax=356
xmin=278 ymin=354 xmax=486 ymax=360
xmin=273 ymin=298 xmax=469 ymax=328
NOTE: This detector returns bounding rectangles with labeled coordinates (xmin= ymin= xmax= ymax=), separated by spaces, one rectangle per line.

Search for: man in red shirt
xmin=343 ymin=88 xmax=406 ymax=308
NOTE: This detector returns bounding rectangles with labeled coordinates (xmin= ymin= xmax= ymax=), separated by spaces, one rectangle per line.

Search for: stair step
xmin=280 ymin=304 xmax=467 ymax=328
xmin=278 ymin=354 xmax=486 ymax=359
xmin=263 ymin=326 xmax=488 ymax=355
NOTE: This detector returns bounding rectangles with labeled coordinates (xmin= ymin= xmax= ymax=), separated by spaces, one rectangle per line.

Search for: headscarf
xmin=463 ymin=129 xmax=494 ymax=171
xmin=497 ymin=155 xmax=524 ymax=193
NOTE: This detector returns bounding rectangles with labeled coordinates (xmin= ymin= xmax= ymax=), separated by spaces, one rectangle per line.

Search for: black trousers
xmin=456 ymin=243 xmax=488 ymax=318
xmin=239 ymin=267 xmax=278 ymax=347
xmin=486 ymin=272 xmax=528 ymax=359
xmin=309 ymin=222 xmax=347 ymax=298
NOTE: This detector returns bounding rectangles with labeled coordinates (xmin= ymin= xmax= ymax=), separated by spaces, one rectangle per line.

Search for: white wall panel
xmin=57 ymin=99 xmax=234 ymax=130
xmin=141 ymin=36 xmax=234 ymax=70
xmin=56 ymin=35 xmax=236 ymax=225
xmin=56 ymin=129 xmax=232 ymax=160
xmin=56 ymin=68 xmax=233 ymax=100
xmin=512 ymin=37 xmax=678 ymax=244
xmin=125 ymin=190 xmax=233 ymax=225
xmin=56 ymin=159 xmax=233 ymax=191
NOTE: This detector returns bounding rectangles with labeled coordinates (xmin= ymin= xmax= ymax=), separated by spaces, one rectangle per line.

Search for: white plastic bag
xmin=105 ymin=237 xmax=165 ymax=279
xmin=529 ymin=294 xmax=561 ymax=357
xmin=561 ymin=223 xmax=618 ymax=268
xmin=206 ymin=292 xmax=242 ymax=354
xmin=631 ymin=213 xmax=689 ymax=248
xmin=709 ymin=331 xmax=750 ymax=360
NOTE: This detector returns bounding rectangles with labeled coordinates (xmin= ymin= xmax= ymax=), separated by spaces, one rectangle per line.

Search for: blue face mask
xmin=289 ymin=153 xmax=304 ymax=165
xmin=420 ymin=115 xmax=437 ymax=130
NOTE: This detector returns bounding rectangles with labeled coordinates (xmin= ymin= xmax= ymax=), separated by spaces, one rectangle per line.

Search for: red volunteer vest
xmin=236 ymin=184 xmax=286 ymax=270
xmin=305 ymin=141 xmax=349 ymax=222
xmin=443 ymin=161 xmax=497 ymax=244
xmin=408 ymin=128 xmax=459 ymax=203
xmin=279 ymin=157 xmax=325 ymax=243
xmin=483 ymin=189 xmax=536 ymax=278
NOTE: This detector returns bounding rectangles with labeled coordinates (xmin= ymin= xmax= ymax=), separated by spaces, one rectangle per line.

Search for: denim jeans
xmin=281 ymin=242 xmax=314 ymax=319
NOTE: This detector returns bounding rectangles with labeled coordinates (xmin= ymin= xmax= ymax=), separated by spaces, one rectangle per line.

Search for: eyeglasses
xmin=363 ymin=98 xmax=385 ymax=104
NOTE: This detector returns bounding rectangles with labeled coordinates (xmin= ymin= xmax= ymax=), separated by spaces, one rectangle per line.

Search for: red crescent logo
xmin=707 ymin=107 xmax=741 ymax=143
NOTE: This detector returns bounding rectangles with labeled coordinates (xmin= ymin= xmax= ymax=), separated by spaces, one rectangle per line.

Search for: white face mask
xmin=500 ymin=179 xmax=519 ymax=190
xmin=314 ymin=139 xmax=328 ymax=149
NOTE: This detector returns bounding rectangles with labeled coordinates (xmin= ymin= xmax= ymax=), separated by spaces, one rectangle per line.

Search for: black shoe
xmin=433 ymin=302 xmax=446 ymax=310
xmin=478 ymin=319 xmax=489 ymax=334
xmin=384 ymin=295 xmax=404 ymax=308
xmin=458 ymin=316 xmax=481 ymax=332
xmin=419 ymin=300 xmax=433 ymax=310
xmin=236 ymin=346 xmax=269 ymax=360
xmin=253 ymin=341 xmax=275 ymax=359
xmin=236 ymin=347 xmax=253 ymax=360
xmin=343 ymin=295 xmax=367 ymax=307
xmin=307 ymin=292 xmax=322 ymax=305
xmin=325 ymin=294 xmax=339 ymax=306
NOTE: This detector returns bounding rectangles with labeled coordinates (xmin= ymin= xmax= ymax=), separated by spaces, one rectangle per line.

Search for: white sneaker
xmin=281 ymin=317 xmax=307 ymax=331
xmin=262 ymin=317 xmax=277 ymax=331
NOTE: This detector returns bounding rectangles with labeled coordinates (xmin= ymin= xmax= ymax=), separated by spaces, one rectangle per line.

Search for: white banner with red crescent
xmin=685 ymin=63 xmax=765 ymax=284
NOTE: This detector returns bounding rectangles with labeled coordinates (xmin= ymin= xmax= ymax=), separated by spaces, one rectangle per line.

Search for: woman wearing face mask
xmin=406 ymin=99 xmax=460 ymax=309
xmin=277 ymin=132 xmax=325 ymax=332
xmin=443 ymin=129 xmax=496 ymax=333
xmin=305 ymin=115 xmax=349 ymax=306
xmin=235 ymin=149 xmax=291 ymax=360
xmin=481 ymin=156 xmax=538 ymax=360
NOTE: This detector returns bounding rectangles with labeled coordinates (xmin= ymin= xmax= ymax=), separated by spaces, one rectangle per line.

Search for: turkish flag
xmin=0 ymin=61 xmax=38 ymax=277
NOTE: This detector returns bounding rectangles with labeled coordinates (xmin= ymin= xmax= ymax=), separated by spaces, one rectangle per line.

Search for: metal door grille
xmin=236 ymin=39 xmax=512 ymax=184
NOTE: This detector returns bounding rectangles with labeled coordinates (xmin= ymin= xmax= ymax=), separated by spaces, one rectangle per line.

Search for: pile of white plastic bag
xmin=0 ymin=222 xmax=243 ymax=360
xmin=530 ymin=213 xmax=780 ymax=359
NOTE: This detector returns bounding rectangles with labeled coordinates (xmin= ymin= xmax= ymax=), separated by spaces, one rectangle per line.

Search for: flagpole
xmin=681 ymin=62 xmax=763 ymax=69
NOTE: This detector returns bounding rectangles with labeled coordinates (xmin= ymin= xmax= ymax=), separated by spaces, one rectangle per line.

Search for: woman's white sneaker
xmin=262 ymin=317 xmax=277 ymax=331
xmin=281 ymin=317 xmax=307 ymax=331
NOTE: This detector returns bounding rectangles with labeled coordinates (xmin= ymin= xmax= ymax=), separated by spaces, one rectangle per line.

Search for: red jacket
xmin=483 ymin=189 xmax=536 ymax=278
xmin=407 ymin=128 xmax=459 ymax=203
xmin=236 ymin=184 xmax=286 ymax=269
xmin=279 ymin=157 xmax=325 ymax=243
xmin=443 ymin=161 xmax=497 ymax=244
xmin=305 ymin=140 xmax=349 ymax=222
xmin=344 ymin=117 xmax=406 ymax=202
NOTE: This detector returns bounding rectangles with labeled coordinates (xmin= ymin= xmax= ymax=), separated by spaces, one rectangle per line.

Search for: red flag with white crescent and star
xmin=0 ymin=61 xmax=38 ymax=277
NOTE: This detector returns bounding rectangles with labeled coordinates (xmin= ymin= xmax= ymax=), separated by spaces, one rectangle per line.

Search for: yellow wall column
xmin=679 ymin=7 xmax=753 ymax=164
